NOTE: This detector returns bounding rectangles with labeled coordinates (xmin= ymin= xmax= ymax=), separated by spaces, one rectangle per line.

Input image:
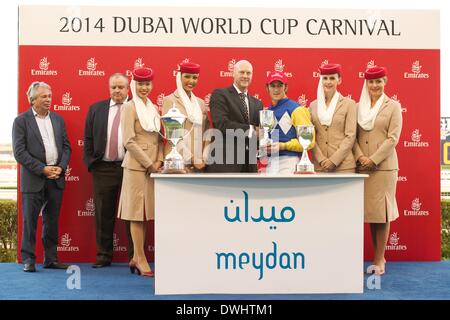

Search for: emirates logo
xmin=204 ymin=93 xmax=211 ymax=107
xmin=320 ymin=59 xmax=329 ymax=68
xmin=32 ymin=57 xmax=57 ymax=76
xmin=404 ymin=129 xmax=429 ymax=148
xmin=274 ymin=59 xmax=285 ymax=72
xmin=411 ymin=198 xmax=421 ymax=211
xmin=411 ymin=129 xmax=422 ymax=143
xmin=86 ymin=198 xmax=95 ymax=212
xmin=404 ymin=60 xmax=429 ymax=79
xmin=62 ymin=92 xmax=72 ymax=106
xmin=113 ymin=233 xmax=119 ymax=248
xmin=391 ymin=94 xmax=400 ymax=103
xmin=65 ymin=165 xmax=72 ymax=177
xmin=86 ymin=58 xmax=97 ymax=71
xmin=61 ymin=233 xmax=72 ymax=247
xmin=79 ymin=58 xmax=104 ymax=77
xmin=174 ymin=58 xmax=190 ymax=76
xmin=134 ymin=58 xmax=145 ymax=69
xmin=39 ymin=57 xmax=50 ymax=70
xmin=411 ymin=60 xmax=422 ymax=74
xmin=64 ymin=165 xmax=79 ymax=182
xmin=227 ymin=59 xmax=236 ymax=72
xmin=404 ymin=196 xmax=429 ymax=217
xmin=297 ymin=94 xmax=308 ymax=106
xmin=389 ymin=232 xmax=399 ymax=246
xmin=177 ymin=58 xmax=190 ymax=70
xmin=112 ymin=233 xmax=127 ymax=252
xmin=156 ymin=93 xmax=165 ymax=111
xmin=366 ymin=60 xmax=376 ymax=69
xmin=58 ymin=232 xmax=80 ymax=251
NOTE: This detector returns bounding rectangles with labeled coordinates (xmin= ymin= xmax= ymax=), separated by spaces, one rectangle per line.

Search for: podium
xmin=153 ymin=173 xmax=367 ymax=295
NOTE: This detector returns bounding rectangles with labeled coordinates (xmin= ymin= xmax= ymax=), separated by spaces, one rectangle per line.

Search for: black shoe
xmin=23 ymin=263 xmax=36 ymax=272
xmin=43 ymin=262 xmax=69 ymax=269
xmin=92 ymin=261 xmax=111 ymax=268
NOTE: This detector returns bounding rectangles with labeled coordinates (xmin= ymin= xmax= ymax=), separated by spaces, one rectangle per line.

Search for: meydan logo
xmin=215 ymin=191 xmax=305 ymax=280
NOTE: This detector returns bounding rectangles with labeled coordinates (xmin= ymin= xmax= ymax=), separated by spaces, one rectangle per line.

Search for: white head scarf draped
xmin=317 ymin=75 xmax=340 ymax=126
xmin=130 ymin=79 xmax=160 ymax=132
xmin=357 ymin=80 xmax=385 ymax=131
xmin=176 ymin=72 xmax=203 ymax=126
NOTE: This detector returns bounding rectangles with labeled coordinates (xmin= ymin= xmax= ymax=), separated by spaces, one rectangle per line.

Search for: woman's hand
xmin=146 ymin=161 xmax=163 ymax=175
xmin=193 ymin=161 xmax=206 ymax=172
xmin=320 ymin=159 xmax=336 ymax=172
xmin=358 ymin=156 xmax=376 ymax=170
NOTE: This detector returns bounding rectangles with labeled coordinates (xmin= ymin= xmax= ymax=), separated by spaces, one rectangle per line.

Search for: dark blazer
xmin=208 ymin=85 xmax=263 ymax=172
xmin=12 ymin=107 xmax=71 ymax=193
xmin=83 ymin=99 xmax=111 ymax=171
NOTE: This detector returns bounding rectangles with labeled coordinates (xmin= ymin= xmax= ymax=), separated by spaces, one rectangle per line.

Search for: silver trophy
xmin=257 ymin=110 xmax=276 ymax=158
xmin=295 ymin=125 xmax=315 ymax=174
xmin=160 ymin=105 xmax=188 ymax=174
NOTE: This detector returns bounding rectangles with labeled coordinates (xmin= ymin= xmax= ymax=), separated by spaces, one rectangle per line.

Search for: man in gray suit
xmin=12 ymin=81 xmax=71 ymax=272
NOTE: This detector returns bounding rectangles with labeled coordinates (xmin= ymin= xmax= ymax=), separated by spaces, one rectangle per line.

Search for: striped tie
xmin=238 ymin=92 xmax=249 ymax=123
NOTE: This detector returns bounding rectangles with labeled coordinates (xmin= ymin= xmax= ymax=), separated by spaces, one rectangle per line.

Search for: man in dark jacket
xmin=13 ymin=81 xmax=71 ymax=272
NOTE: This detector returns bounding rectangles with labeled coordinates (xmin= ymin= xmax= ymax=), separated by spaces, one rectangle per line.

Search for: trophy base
xmin=161 ymin=168 xmax=187 ymax=174
xmin=294 ymin=163 xmax=315 ymax=174
xmin=161 ymin=159 xmax=186 ymax=174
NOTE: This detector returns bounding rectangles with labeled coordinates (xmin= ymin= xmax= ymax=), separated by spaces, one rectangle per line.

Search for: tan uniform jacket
xmin=310 ymin=95 xmax=357 ymax=171
xmin=121 ymin=100 xmax=164 ymax=171
xmin=353 ymin=97 xmax=403 ymax=171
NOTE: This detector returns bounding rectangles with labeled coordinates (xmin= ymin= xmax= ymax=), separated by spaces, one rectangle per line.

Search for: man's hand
xmin=320 ymin=159 xmax=336 ymax=172
xmin=265 ymin=142 xmax=280 ymax=155
xmin=43 ymin=166 xmax=61 ymax=179
xmin=254 ymin=126 xmax=261 ymax=138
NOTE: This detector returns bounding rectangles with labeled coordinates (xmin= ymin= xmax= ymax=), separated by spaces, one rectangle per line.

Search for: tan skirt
xmin=117 ymin=168 xmax=154 ymax=221
xmin=362 ymin=170 xmax=399 ymax=223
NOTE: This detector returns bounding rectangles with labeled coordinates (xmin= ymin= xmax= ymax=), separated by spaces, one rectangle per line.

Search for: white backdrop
xmin=1 ymin=0 xmax=448 ymax=144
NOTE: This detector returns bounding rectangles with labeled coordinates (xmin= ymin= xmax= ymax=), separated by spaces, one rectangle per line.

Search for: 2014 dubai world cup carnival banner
xmin=18 ymin=6 xmax=440 ymax=262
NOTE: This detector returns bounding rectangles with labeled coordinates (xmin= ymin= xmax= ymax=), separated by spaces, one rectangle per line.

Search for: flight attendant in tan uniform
xmin=353 ymin=66 xmax=403 ymax=275
xmin=309 ymin=63 xmax=357 ymax=172
xmin=118 ymin=67 xmax=164 ymax=277
xmin=162 ymin=61 xmax=210 ymax=172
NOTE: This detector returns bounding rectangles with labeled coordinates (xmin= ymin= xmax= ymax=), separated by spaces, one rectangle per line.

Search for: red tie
xmin=108 ymin=104 xmax=122 ymax=161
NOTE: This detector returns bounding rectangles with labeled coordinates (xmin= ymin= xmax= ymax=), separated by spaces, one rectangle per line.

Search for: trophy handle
xmin=153 ymin=117 xmax=166 ymax=140
xmin=182 ymin=125 xmax=195 ymax=140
